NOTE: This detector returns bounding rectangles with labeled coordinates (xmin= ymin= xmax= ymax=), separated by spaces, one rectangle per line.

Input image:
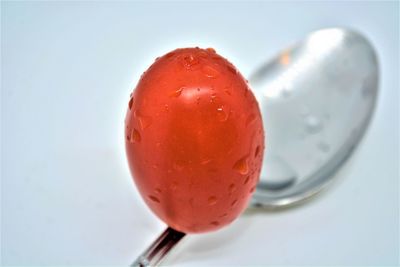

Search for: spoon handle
xmin=131 ymin=227 xmax=186 ymax=267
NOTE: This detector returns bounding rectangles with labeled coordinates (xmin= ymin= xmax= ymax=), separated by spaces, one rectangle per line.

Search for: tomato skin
xmin=125 ymin=48 xmax=264 ymax=233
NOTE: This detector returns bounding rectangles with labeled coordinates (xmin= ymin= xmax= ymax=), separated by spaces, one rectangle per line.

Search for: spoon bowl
xmin=250 ymin=28 xmax=379 ymax=208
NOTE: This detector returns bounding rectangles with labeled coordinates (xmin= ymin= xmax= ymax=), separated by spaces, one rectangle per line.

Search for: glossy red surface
xmin=125 ymin=47 xmax=264 ymax=233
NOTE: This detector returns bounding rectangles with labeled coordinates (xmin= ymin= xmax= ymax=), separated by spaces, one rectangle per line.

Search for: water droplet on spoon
xmin=305 ymin=115 xmax=323 ymax=134
xmin=317 ymin=142 xmax=330 ymax=152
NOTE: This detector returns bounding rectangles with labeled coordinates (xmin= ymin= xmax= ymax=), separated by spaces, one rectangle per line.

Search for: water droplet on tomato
xmin=201 ymin=159 xmax=211 ymax=165
xmin=246 ymin=114 xmax=256 ymax=126
xmin=210 ymin=221 xmax=220 ymax=226
xmin=165 ymin=51 xmax=175 ymax=58
xmin=249 ymin=186 xmax=255 ymax=194
xmin=206 ymin=47 xmax=216 ymax=53
xmin=134 ymin=111 xmax=152 ymax=130
xmin=128 ymin=97 xmax=133 ymax=110
xmin=254 ymin=146 xmax=261 ymax=158
xmin=182 ymin=54 xmax=199 ymax=69
xmin=127 ymin=129 xmax=141 ymax=143
xmin=233 ymin=156 xmax=249 ymax=175
xmin=227 ymin=64 xmax=237 ymax=74
xmin=228 ymin=183 xmax=236 ymax=194
xmin=208 ymin=196 xmax=217 ymax=205
xmin=173 ymin=161 xmax=184 ymax=171
xmin=170 ymin=87 xmax=184 ymax=97
xmin=231 ymin=199 xmax=238 ymax=207
xmin=148 ymin=195 xmax=160 ymax=203
xmin=202 ymin=65 xmax=219 ymax=78
xmin=216 ymin=106 xmax=229 ymax=122
xmin=198 ymin=51 xmax=208 ymax=58
xmin=170 ymin=181 xmax=178 ymax=191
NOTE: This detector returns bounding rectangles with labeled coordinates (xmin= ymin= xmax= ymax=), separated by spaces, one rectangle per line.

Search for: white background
xmin=2 ymin=1 xmax=399 ymax=266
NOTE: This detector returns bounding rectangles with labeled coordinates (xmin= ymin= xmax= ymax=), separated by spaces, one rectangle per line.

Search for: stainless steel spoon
xmin=132 ymin=27 xmax=379 ymax=266
xmin=250 ymin=27 xmax=378 ymax=208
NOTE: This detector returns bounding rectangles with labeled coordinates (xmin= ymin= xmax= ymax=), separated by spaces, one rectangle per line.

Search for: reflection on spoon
xmin=258 ymin=153 xmax=297 ymax=191
xmin=251 ymin=28 xmax=378 ymax=208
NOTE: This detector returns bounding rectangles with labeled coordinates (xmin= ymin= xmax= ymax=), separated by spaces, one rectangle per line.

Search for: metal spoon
xmin=250 ymin=27 xmax=378 ymax=208
xmin=132 ymin=27 xmax=379 ymax=266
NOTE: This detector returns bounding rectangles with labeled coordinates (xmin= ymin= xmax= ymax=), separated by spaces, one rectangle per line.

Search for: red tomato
xmin=125 ymin=47 xmax=264 ymax=233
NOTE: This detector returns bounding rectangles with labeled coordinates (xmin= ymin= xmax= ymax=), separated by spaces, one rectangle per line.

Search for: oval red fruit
xmin=125 ymin=47 xmax=264 ymax=233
